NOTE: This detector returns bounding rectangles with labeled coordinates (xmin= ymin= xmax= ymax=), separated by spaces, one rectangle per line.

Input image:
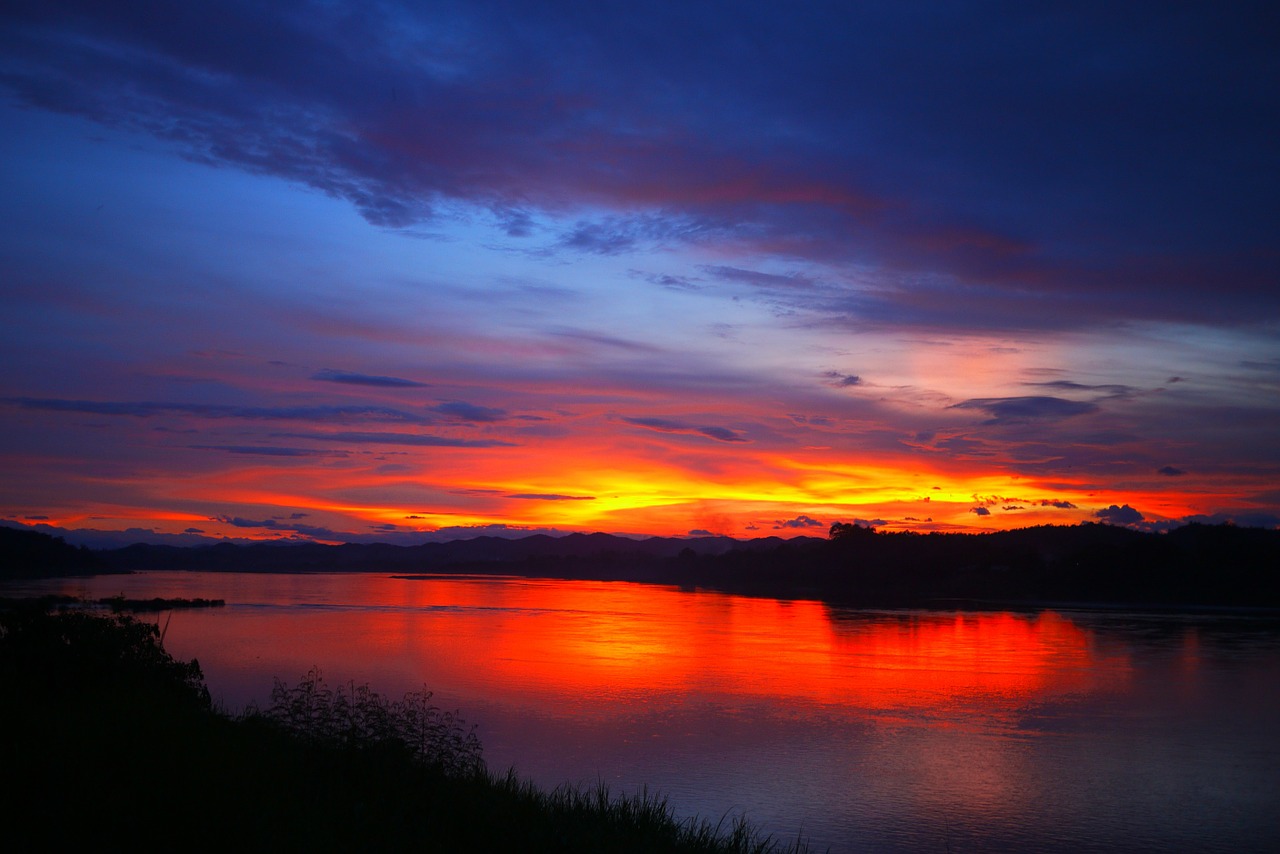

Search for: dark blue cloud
xmin=189 ymin=444 xmax=346 ymax=457
xmin=702 ymin=265 xmax=814 ymax=289
xmin=495 ymin=208 xmax=536 ymax=237
xmin=1096 ymin=504 xmax=1144 ymax=524
xmin=3 ymin=2 xmax=1273 ymax=328
xmin=550 ymin=328 xmax=661 ymax=354
xmin=1029 ymin=381 xmax=1135 ymax=398
xmin=558 ymin=221 xmax=637 ymax=256
xmin=970 ymin=506 xmax=991 ymax=516
xmin=4 ymin=397 xmax=429 ymax=423
xmin=312 ymin=369 xmax=428 ymax=388
xmin=1038 ymin=499 xmax=1078 ymax=509
xmin=822 ymin=371 xmax=862 ymax=388
xmin=622 ymin=416 xmax=749 ymax=443
xmin=215 ymin=515 xmax=341 ymax=539
xmin=554 ymin=215 xmax=714 ymax=256
xmin=773 ymin=515 xmax=823 ymax=529
xmin=274 ymin=430 xmax=515 ymax=448
xmin=1157 ymin=466 xmax=1186 ymax=477
xmin=428 ymin=401 xmax=508 ymax=423
xmin=951 ymin=396 xmax=1099 ymax=425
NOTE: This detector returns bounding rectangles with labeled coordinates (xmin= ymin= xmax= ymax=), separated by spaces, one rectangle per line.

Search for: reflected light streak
xmin=168 ymin=577 xmax=1133 ymax=726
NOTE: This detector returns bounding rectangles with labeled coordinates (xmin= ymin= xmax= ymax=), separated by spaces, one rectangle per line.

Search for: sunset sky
xmin=2 ymin=1 xmax=1277 ymax=546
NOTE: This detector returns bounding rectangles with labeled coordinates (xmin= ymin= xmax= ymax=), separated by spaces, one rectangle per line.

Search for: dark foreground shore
xmin=0 ymin=606 xmax=810 ymax=853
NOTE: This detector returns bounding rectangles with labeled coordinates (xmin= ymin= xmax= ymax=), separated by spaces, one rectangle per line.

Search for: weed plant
xmin=252 ymin=667 xmax=484 ymax=777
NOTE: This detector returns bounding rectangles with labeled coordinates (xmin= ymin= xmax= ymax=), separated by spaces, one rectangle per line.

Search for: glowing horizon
xmin=1 ymin=4 xmax=1277 ymax=546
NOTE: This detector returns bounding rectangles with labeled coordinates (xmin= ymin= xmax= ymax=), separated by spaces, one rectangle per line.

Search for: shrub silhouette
xmin=0 ymin=607 xmax=210 ymax=709
xmin=2 ymin=608 xmax=809 ymax=852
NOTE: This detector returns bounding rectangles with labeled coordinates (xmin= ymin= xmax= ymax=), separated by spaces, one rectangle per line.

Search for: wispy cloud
xmin=4 ymin=397 xmax=429 ymax=423
xmin=822 ymin=371 xmax=862 ymax=388
xmin=274 ymin=430 xmax=516 ymax=449
xmin=312 ymin=369 xmax=428 ymax=388
xmin=2 ymin=2 xmax=1277 ymax=543
xmin=701 ymin=265 xmax=815 ymax=289
xmin=3 ymin=2 xmax=1271 ymax=329
xmin=189 ymin=445 xmax=346 ymax=457
xmin=950 ymin=397 xmax=1099 ymax=425
xmin=774 ymin=515 xmax=824 ymax=529
xmin=622 ymin=416 xmax=749 ymax=443
xmin=214 ymin=515 xmax=342 ymax=540
xmin=1027 ymin=381 xmax=1135 ymax=398
xmin=505 ymin=493 xmax=595 ymax=501
xmin=428 ymin=401 xmax=508 ymax=423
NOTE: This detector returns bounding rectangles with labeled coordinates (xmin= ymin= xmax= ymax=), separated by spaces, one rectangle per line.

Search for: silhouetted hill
xmin=0 ymin=526 xmax=109 ymax=579
xmin=95 ymin=532 xmax=802 ymax=574
xmin=672 ymin=523 xmax=1280 ymax=608
xmin=10 ymin=521 xmax=1277 ymax=609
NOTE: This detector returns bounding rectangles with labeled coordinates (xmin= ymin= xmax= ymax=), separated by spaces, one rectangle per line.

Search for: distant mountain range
xmin=3 ymin=522 xmax=1278 ymax=610
xmin=0 ymin=523 xmax=811 ymax=578
xmin=93 ymin=530 xmax=809 ymax=574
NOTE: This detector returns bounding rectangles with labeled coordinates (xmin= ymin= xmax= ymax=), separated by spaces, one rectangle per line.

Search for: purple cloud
xmin=505 ymin=493 xmax=595 ymax=501
xmin=773 ymin=515 xmax=824 ymax=529
xmin=429 ymin=401 xmax=508 ymax=423
xmin=622 ymin=416 xmax=749 ymax=443
xmin=4 ymin=397 xmax=429 ymax=424
xmin=822 ymin=371 xmax=862 ymax=388
xmin=188 ymin=445 xmax=346 ymax=457
xmin=951 ymin=397 xmax=1099 ymax=425
xmin=273 ymin=431 xmax=515 ymax=448
xmin=312 ymin=369 xmax=428 ymax=388
xmin=1096 ymin=504 xmax=1144 ymax=525
xmin=214 ymin=515 xmax=341 ymax=540
xmin=1 ymin=2 xmax=1271 ymax=329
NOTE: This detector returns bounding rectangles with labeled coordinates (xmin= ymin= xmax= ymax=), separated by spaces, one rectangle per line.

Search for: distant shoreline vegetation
xmin=2 ymin=521 xmax=1278 ymax=609
xmin=0 ymin=593 xmax=225 ymax=614
xmin=0 ymin=607 xmax=810 ymax=852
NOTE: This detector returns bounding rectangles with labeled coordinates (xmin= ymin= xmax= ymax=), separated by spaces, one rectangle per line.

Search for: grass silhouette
xmin=1 ymin=606 xmax=812 ymax=852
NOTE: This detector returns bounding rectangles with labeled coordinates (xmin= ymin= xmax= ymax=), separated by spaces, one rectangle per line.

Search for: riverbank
xmin=0 ymin=606 xmax=810 ymax=853
xmin=5 ymin=522 xmax=1279 ymax=611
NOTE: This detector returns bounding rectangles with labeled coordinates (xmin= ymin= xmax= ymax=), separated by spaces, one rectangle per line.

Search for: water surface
xmin=8 ymin=571 xmax=1278 ymax=852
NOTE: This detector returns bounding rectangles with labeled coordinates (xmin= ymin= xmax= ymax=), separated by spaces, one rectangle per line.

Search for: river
xmin=6 ymin=570 xmax=1279 ymax=852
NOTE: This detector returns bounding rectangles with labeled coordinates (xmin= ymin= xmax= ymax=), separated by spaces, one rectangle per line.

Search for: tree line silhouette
xmin=4 ymin=520 xmax=1278 ymax=608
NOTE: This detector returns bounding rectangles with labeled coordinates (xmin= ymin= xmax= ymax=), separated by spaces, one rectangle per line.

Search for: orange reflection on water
xmin=276 ymin=577 xmax=1134 ymax=721
xmin=822 ymin=610 xmax=1127 ymax=711
xmin=109 ymin=572 xmax=1132 ymax=728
